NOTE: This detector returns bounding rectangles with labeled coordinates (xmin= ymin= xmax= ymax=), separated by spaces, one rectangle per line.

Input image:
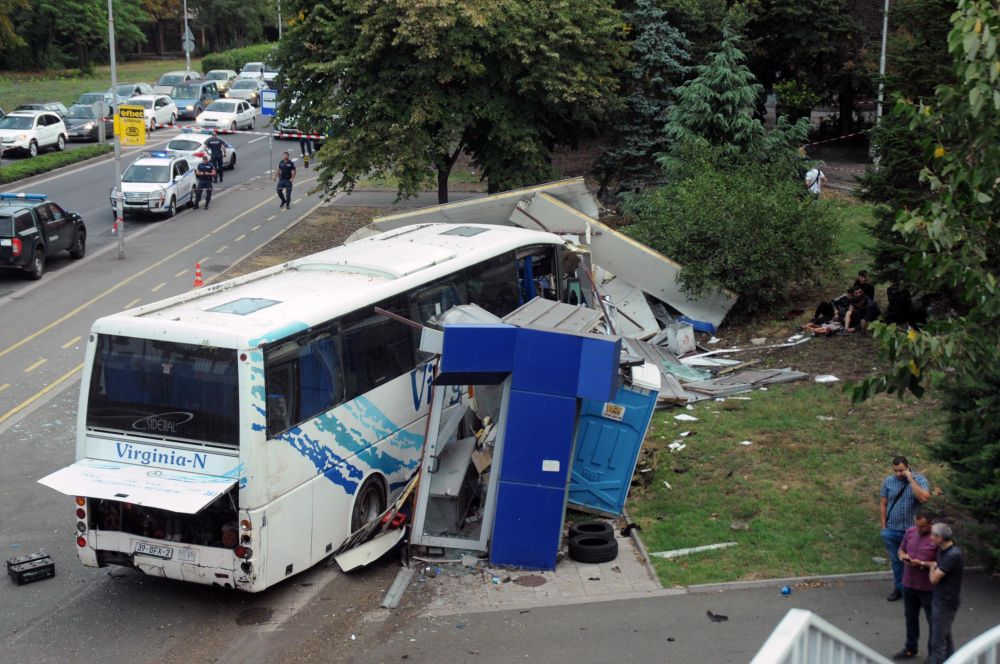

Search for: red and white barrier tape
xmin=153 ymin=122 xmax=325 ymax=140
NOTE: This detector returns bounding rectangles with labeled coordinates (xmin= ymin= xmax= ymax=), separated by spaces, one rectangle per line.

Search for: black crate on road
xmin=7 ymin=550 xmax=55 ymax=585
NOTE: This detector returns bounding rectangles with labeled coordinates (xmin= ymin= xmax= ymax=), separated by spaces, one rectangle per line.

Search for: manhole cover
xmin=236 ymin=606 xmax=274 ymax=625
xmin=513 ymin=574 xmax=546 ymax=587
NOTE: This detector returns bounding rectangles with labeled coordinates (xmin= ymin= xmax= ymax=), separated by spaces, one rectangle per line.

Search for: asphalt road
xmin=0 ymin=113 xmax=409 ymax=663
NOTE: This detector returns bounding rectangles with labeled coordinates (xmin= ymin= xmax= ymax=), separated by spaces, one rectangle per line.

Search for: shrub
xmin=201 ymin=43 xmax=276 ymax=74
xmin=0 ymin=144 xmax=113 ymax=184
xmin=621 ymin=144 xmax=838 ymax=315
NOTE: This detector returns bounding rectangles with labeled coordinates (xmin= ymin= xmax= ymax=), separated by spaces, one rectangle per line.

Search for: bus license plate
xmin=134 ymin=542 xmax=173 ymax=560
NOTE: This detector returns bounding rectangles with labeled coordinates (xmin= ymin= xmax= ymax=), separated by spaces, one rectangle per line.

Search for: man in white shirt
xmin=805 ymin=166 xmax=828 ymax=196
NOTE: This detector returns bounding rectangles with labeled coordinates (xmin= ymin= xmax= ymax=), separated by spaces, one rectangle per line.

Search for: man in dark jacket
xmin=193 ymin=155 xmax=216 ymax=210
xmin=204 ymin=130 xmax=227 ymax=184
xmin=845 ymin=285 xmax=881 ymax=333
xmin=927 ymin=523 xmax=965 ymax=664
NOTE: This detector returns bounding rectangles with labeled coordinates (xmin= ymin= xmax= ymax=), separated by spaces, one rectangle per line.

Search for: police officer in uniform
xmin=273 ymin=151 xmax=296 ymax=209
xmin=205 ymin=130 xmax=227 ymax=184
xmin=193 ymin=155 xmax=216 ymax=210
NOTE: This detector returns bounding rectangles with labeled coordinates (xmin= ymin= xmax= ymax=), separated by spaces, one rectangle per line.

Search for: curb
xmin=621 ymin=507 xmax=661 ymax=586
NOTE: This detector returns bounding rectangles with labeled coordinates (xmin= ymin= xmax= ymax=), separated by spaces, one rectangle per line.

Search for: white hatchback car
xmin=165 ymin=130 xmax=239 ymax=170
xmin=0 ymin=111 xmax=68 ymax=157
xmin=127 ymin=95 xmax=178 ymax=131
xmin=195 ymin=99 xmax=256 ymax=132
xmin=109 ymin=151 xmax=196 ymax=219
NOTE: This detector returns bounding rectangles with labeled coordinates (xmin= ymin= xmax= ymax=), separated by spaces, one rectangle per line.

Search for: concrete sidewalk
xmin=353 ymin=572 xmax=1000 ymax=664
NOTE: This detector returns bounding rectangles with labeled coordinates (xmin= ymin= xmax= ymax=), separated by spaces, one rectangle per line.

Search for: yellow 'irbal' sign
xmin=118 ymin=105 xmax=147 ymax=146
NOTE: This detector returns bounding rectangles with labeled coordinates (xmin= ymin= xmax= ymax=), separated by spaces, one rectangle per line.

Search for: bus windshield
xmin=86 ymin=335 xmax=240 ymax=447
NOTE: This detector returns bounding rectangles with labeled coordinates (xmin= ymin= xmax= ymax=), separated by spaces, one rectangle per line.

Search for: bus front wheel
xmin=351 ymin=477 xmax=386 ymax=533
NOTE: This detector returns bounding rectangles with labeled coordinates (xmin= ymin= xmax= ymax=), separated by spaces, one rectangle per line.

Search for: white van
xmin=239 ymin=62 xmax=264 ymax=80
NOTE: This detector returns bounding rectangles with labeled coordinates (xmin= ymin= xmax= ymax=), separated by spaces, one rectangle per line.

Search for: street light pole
xmin=107 ymin=0 xmax=125 ymax=260
xmin=876 ymin=0 xmax=890 ymax=123
xmin=278 ymin=0 xmax=282 ymax=40
xmin=183 ymin=0 xmax=191 ymax=71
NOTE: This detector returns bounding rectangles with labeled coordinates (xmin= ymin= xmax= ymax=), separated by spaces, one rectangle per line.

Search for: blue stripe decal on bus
xmin=276 ymin=397 xmax=423 ymax=494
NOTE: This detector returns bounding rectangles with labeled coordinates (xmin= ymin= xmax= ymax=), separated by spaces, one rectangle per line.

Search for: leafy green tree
xmin=0 ymin=0 xmax=29 ymax=53
xmin=859 ymin=0 xmax=953 ymax=283
xmin=595 ymin=0 xmax=691 ymax=198
xmin=274 ymin=0 xmax=626 ymax=203
xmin=191 ymin=0 xmax=273 ymax=52
xmin=852 ymin=0 xmax=1000 ymax=569
xmin=621 ymin=141 xmax=838 ymax=314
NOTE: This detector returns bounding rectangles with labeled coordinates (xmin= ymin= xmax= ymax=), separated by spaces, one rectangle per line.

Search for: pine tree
xmin=662 ymin=31 xmax=763 ymax=152
xmin=595 ymin=0 xmax=691 ymax=197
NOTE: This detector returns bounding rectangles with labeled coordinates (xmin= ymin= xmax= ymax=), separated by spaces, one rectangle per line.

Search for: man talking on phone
xmin=880 ymin=456 xmax=931 ymax=601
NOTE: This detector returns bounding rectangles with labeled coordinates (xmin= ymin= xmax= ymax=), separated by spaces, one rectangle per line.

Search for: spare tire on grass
xmin=568 ymin=534 xmax=619 ymax=564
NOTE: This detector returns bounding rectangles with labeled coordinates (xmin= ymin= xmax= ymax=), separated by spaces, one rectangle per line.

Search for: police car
xmin=165 ymin=129 xmax=239 ymax=170
xmin=109 ymin=151 xmax=196 ymax=219
xmin=1 ymin=193 xmax=87 ymax=280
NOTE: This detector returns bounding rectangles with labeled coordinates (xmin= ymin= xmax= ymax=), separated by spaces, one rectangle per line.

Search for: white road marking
xmin=249 ymin=135 xmax=267 ymax=144
xmin=174 ymin=269 xmax=187 ymax=278
xmin=61 ymin=336 xmax=82 ymax=349
xmin=216 ymin=245 xmax=228 ymax=254
xmin=151 ymin=282 xmax=166 ymax=292
xmin=234 ymin=234 xmax=246 ymax=242
xmin=123 ymin=298 xmax=141 ymax=309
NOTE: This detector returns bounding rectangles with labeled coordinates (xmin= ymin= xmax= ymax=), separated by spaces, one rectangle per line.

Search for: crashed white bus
xmin=40 ymin=223 xmax=568 ymax=591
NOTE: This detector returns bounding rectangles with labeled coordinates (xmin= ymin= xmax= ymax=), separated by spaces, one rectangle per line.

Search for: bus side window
xmin=466 ymin=251 xmax=517 ymax=316
xmin=341 ymin=296 xmax=415 ymax=399
xmin=265 ymin=342 xmax=299 ymax=436
xmin=409 ymin=276 xmax=466 ymax=325
xmin=298 ymin=334 xmax=343 ymax=420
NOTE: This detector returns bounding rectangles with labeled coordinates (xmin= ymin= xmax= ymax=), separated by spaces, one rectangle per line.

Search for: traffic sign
xmin=117 ymin=105 xmax=147 ymax=146
xmin=261 ymin=89 xmax=277 ymax=117
xmin=182 ymin=27 xmax=195 ymax=53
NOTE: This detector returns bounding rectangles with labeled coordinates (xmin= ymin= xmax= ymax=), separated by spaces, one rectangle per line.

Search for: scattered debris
xmin=816 ymin=415 xmax=835 ymax=421
xmin=707 ymin=336 xmax=721 ymax=344
xmin=650 ymin=542 xmax=737 ymax=559
xmin=706 ymin=610 xmax=729 ymax=623
xmin=750 ymin=337 xmax=767 ymax=346
xmin=730 ymin=521 xmax=750 ymax=531
xmin=739 ymin=441 xmax=753 ymax=446
xmin=815 ymin=375 xmax=840 ymax=383
xmin=663 ymin=480 xmax=672 ymax=490
xmin=673 ymin=414 xmax=699 ymax=422
xmin=872 ymin=556 xmax=888 ymax=565
xmin=678 ymin=431 xmax=693 ymax=437
xmin=667 ymin=442 xmax=686 ymax=452
xmin=781 ymin=585 xmax=793 ymax=596
xmin=380 ymin=567 xmax=416 ymax=609
xmin=621 ymin=523 xmax=642 ymax=536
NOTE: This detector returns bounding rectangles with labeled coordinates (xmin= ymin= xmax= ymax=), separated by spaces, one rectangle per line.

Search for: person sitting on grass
xmin=843 ymin=284 xmax=881 ymax=334
xmin=803 ymin=299 xmax=844 ymax=336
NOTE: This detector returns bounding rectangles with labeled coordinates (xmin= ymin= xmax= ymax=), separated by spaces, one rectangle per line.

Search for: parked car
xmin=166 ymin=130 xmax=238 ymax=170
xmin=205 ymin=69 xmax=239 ymax=96
xmin=127 ymin=95 xmax=178 ymax=131
xmin=171 ymin=81 xmax=220 ymax=120
xmin=0 ymin=107 xmax=5 ymax=120
xmin=239 ymin=62 xmax=264 ymax=80
xmin=110 ymin=82 xmax=153 ymax=101
xmin=227 ymin=79 xmax=268 ymax=107
xmin=195 ymin=99 xmax=256 ymax=132
xmin=13 ymin=101 xmax=68 ymax=117
xmin=0 ymin=111 xmax=68 ymax=157
xmin=262 ymin=64 xmax=280 ymax=86
xmin=109 ymin=151 xmax=196 ymax=219
xmin=153 ymin=70 xmax=202 ymax=95
xmin=75 ymin=91 xmax=114 ymax=112
xmin=0 ymin=193 xmax=86 ymax=280
xmin=64 ymin=104 xmax=115 ymax=141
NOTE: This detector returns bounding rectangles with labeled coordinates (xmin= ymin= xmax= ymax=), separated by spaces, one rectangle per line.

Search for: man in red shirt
xmin=892 ymin=511 xmax=937 ymax=660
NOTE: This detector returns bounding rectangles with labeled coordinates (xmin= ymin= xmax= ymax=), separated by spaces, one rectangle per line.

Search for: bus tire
xmin=351 ymin=476 xmax=386 ymax=533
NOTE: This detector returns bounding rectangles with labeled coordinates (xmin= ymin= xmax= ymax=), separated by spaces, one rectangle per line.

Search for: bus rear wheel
xmin=351 ymin=476 xmax=386 ymax=533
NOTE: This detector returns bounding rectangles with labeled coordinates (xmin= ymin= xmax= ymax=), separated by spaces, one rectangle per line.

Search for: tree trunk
xmin=437 ymin=166 xmax=450 ymax=204
xmin=156 ymin=21 xmax=164 ymax=55
xmin=838 ymin=81 xmax=855 ymax=136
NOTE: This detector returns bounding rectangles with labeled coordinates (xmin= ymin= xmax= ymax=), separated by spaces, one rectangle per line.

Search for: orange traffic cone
xmin=193 ymin=262 xmax=204 ymax=288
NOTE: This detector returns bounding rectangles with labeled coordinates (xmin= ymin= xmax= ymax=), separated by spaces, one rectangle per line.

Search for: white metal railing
xmin=945 ymin=623 xmax=1000 ymax=664
xmin=750 ymin=608 xmax=892 ymax=664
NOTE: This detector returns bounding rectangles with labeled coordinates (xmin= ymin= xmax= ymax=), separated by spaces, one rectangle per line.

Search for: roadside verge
xmin=0 ymin=144 xmax=113 ymax=184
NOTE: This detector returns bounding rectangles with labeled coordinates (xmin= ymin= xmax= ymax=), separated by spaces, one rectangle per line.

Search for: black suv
xmin=0 ymin=193 xmax=86 ymax=279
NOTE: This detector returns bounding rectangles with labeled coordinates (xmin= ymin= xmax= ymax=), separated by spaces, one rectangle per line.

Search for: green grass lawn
xmin=630 ymin=383 xmax=946 ymax=587
xmin=0 ymin=58 xmax=201 ymax=110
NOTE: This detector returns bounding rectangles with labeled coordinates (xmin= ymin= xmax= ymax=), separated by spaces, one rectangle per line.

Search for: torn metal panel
xmin=344 ymin=178 xmax=598 ymax=244
xmin=683 ymin=369 xmax=809 ymax=397
xmin=596 ymin=270 xmax=659 ymax=340
xmin=512 ymin=193 xmax=737 ymax=331
xmin=501 ymin=297 xmax=603 ymax=333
